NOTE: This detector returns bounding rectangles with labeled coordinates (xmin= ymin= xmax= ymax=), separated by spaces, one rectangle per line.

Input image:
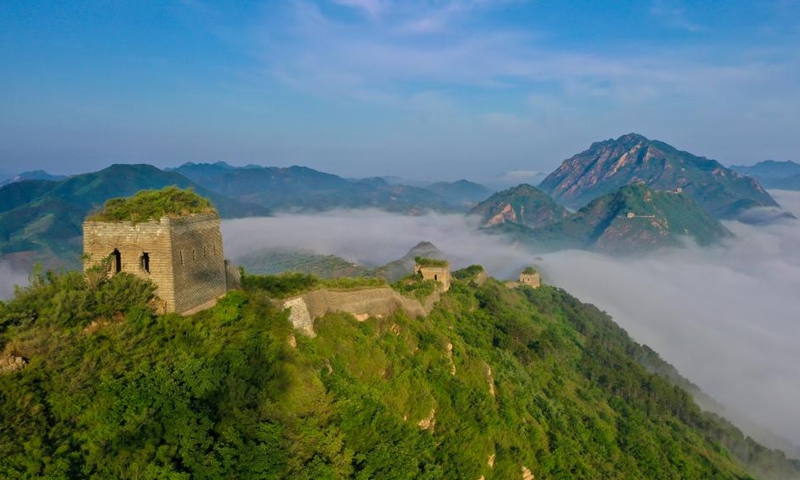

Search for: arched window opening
xmin=111 ymin=249 xmax=122 ymax=274
xmin=434 ymin=274 xmax=438 ymax=281
xmin=140 ymin=252 xmax=150 ymax=273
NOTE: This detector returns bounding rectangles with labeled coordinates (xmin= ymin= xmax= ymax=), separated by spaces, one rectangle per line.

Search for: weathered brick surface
xmin=83 ymin=213 xmax=227 ymax=314
xmin=519 ymin=272 xmax=541 ymax=288
xmin=415 ymin=265 xmax=451 ymax=292
xmin=281 ymin=287 xmax=440 ymax=337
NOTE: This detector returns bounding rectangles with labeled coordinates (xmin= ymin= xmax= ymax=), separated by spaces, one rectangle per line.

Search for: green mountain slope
xmin=469 ymin=184 xmax=570 ymax=228
xmin=492 ymin=183 xmax=732 ymax=254
xmin=540 ymin=133 xmax=777 ymax=218
xmin=1 ymin=267 xmax=798 ymax=478
xmin=169 ymin=163 xmax=456 ymax=214
xmin=0 ymin=164 xmax=268 ymax=268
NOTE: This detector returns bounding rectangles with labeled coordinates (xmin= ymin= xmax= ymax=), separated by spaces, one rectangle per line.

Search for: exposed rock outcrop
xmin=418 ymin=408 xmax=436 ymax=431
xmin=0 ymin=356 xmax=27 ymax=374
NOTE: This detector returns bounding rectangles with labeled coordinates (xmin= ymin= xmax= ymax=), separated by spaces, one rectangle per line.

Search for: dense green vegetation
xmin=391 ymin=274 xmax=439 ymax=301
xmin=414 ymin=256 xmax=448 ymax=267
xmin=88 ymin=187 xmax=215 ymax=223
xmin=522 ymin=266 xmax=537 ymax=275
xmin=1 ymin=266 xmax=799 ymax=479
xmin=240 ymin=271 xmax=387 ymax=299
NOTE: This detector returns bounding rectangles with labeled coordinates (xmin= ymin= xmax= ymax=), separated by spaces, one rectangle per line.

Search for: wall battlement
xmin=83 ymin=212 xmax=229 ymax=314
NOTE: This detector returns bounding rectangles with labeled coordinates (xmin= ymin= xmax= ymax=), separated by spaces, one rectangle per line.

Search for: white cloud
xmin=650 ymin=0 xmax=707 ymax=32
xmin=0 ymin=262 xmax=29 ymax=300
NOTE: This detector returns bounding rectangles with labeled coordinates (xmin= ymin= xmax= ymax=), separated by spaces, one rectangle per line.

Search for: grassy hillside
xmin=1 ymin=267 xmax=798 ymax=479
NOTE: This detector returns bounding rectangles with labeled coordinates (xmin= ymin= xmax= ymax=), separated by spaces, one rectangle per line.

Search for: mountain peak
xmin=469 ymin=183 xmax=568 ymax=228
xmin=540 ymin=135 xmax=777 ymax=218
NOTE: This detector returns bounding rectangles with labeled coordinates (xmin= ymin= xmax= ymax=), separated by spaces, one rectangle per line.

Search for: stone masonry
xmin=83 ymin=212 xmax=228 ymax=314
xmin=414 ymin=264 xmax=451 ymax=292
xmin=519 ymin=271 xmax=541 ymax=288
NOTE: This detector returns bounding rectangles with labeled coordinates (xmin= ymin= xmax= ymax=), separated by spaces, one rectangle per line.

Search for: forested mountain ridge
xmin=168 ymin=162 xmax=460 ymax=213
xmin=1 ymin=266 xmax=798 ymax=479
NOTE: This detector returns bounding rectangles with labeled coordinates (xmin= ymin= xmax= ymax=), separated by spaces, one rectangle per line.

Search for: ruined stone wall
xmin=281 ymin=287 xmax=440 ymax=336
xmin=83 ymin=218 xmax=177 ymax=309
xmin=83 ymin=213 xmax=227 ymax=314
xmin=167 ymin=214 xmax=227 ymax=314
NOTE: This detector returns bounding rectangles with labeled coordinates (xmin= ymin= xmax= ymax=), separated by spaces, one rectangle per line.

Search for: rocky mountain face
xmin=539 ymin=133 xmax=778 ymax=218
xmin=493 ymin=183 xmax=731 ymax=255
xmin=468 ymin=184 xmax=569 ymax=229
xmin=732 ymin=160 xmax=800 ymax=190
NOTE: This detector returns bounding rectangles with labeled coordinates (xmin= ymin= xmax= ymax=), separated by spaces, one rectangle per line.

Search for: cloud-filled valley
xmin=222 ymin=190 xmax=800 ymax=446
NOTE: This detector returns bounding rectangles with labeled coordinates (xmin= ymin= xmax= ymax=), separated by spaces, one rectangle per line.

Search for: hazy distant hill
xmin=424 ymin=180 xmax=492 ymax=207
xmin=169 ymin=163 xmax=456 ymax=214
xmin=491 ymin=183 xmax=731 ymax=254
xmin=732 ymin=160 xmax=800 ymax=190
xmin=540 ymin=133 xmax=777 ymax=218
xmin=0 ymin=164 xmax=268 ymax=268
xmin=468 ymin=184 xmax=569 ymax=229
xmin=0 ymin=170 xmax=66 ymax=187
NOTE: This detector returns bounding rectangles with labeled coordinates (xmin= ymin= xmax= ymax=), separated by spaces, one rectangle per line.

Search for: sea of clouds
xmin=222 ymin=190 xmax=800 ymax=446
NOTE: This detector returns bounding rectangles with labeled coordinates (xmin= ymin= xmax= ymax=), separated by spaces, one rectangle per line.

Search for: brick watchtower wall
xmin=83 ymin=213 xmax=227 ymax=314
xmin=414 ymin=265 xmax=451 ymax=292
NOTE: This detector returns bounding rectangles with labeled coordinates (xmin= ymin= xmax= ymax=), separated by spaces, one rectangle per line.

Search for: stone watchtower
xmin=83 ymin=187 xmax=234 ymax=314
xmin=519 ymin=267 xmax=541 ymax=288
xmin=414 ymin=257 xmax=451 ymax=292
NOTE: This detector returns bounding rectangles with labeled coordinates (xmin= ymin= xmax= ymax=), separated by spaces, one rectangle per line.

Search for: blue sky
xmin=1 ymin=0 xmax=799 ymax=180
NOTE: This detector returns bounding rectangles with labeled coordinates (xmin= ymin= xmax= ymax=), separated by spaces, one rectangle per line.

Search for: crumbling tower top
xmin=83 ymin=187 xmax=230 ymax=314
